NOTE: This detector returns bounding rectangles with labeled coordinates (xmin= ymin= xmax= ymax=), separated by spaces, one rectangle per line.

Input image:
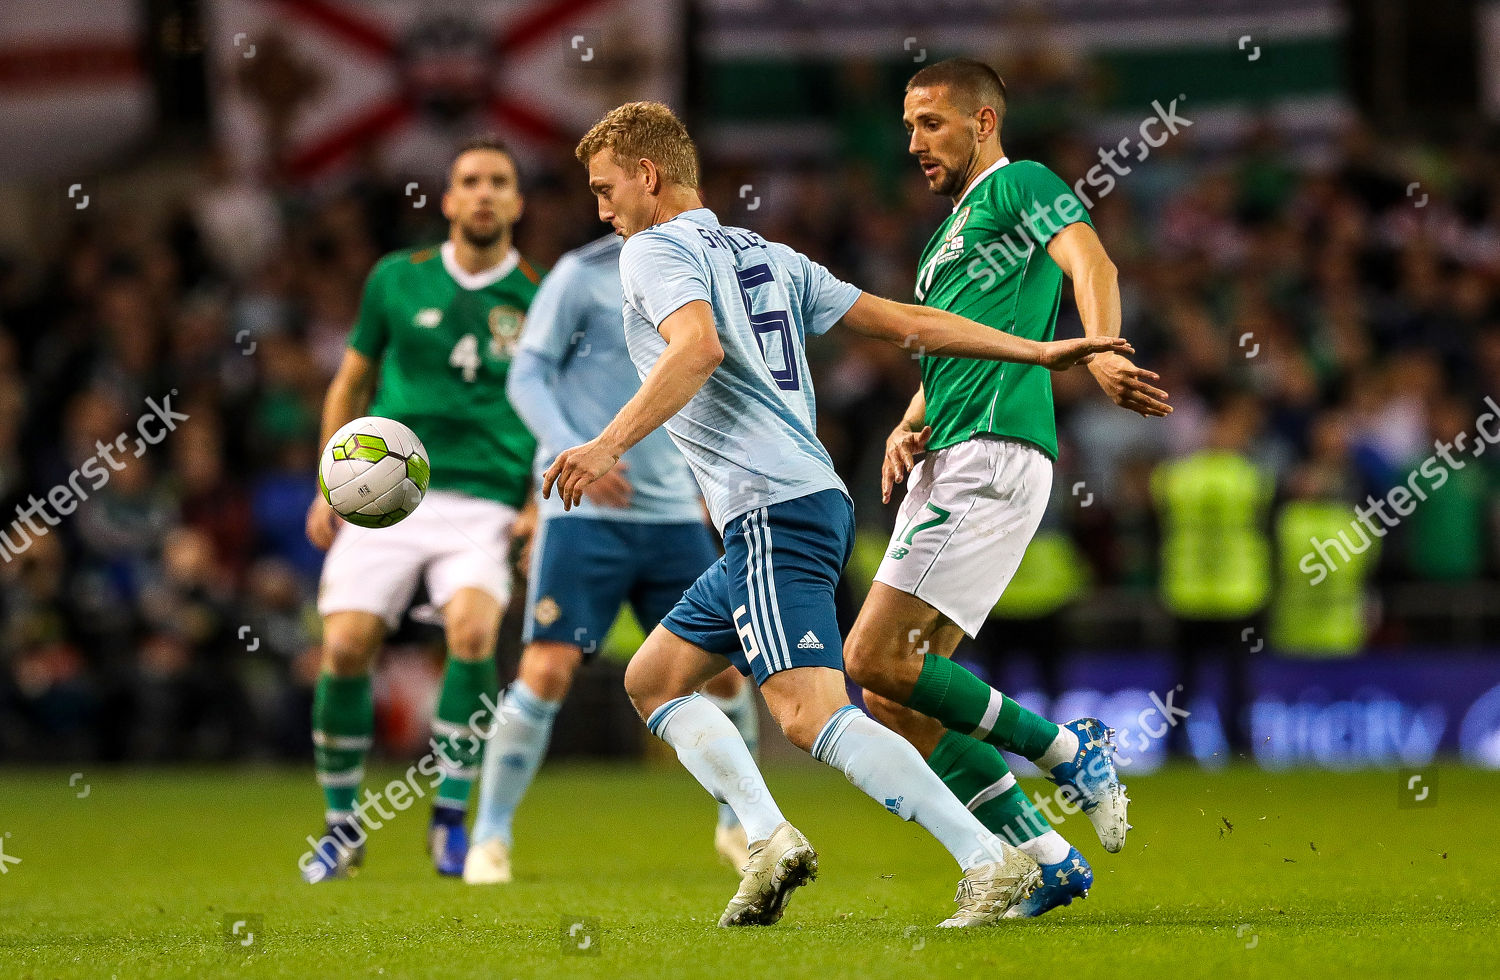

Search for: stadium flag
xmin=0 ymin=0 xmax=153 ymax=178
xmin=206 ymin=0 xmax=683 ymax=183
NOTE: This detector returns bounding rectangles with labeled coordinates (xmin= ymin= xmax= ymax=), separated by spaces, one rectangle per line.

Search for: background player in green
xmin=300 ymin=136 xmax=541 ymax=881
xmin=842 ymin=59 xmax=1174 ymax=916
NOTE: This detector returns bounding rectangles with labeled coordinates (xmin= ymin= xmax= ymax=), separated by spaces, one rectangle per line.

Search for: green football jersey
xmin=347 ymin=243 xmax=542 ymax=508
xmin=913 ymin=159 xmax=1093 ymax=460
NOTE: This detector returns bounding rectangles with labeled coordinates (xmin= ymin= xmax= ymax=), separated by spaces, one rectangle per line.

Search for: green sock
xmin=927 ymin=730 xmax=1050 ymax=844
xmin=904 ymin=654 xmax=1061 ymax=760
xmin=432 ymin=655 xmax=498 ymax=811
xmin=313 ymin=673 xmax=373 ymax=820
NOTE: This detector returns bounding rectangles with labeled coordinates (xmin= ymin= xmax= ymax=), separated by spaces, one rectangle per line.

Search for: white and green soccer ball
xmin=318 ymin=416 xmax=430 ymax=528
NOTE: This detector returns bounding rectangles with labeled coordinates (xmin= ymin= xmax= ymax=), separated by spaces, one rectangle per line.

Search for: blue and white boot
xmin=1005 ymin=847 xmax=1093 ymax=918
xmin=1047 ymin=718 xmax=1130 ymax=853
xmin=429 ymin=808 xmax=469 ymax=877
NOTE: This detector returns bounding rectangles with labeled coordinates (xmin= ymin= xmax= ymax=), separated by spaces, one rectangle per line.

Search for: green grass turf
xmin=1 ymin=761 xmax=1496 ymax=978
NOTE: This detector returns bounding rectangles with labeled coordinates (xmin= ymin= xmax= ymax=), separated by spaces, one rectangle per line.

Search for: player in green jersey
xmin=842 ymin=59 xmax=1173 ymax=916
xmin=298 ymin=136 xmax=543 ymax=882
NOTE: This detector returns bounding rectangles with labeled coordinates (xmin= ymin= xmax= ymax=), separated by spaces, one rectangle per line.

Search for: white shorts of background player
xmin=318 ymin=489 xmax=517 ymax=630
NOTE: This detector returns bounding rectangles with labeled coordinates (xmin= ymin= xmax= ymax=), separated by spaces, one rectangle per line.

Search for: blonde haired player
xmin=301 ymin=136 xmax=541 ymax=881
xmin=547 ymin=100 xmax=1133 ymax=925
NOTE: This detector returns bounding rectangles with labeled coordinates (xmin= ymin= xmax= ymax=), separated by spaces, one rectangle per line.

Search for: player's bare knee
xmin=762 ymin=691 xmax=826 ymax=753
xmin=771 ymin=706 xmax=821 ymax=754
xmin=625 ymin=639 xmax=696 ymax=720
xmin=321 ymin=631 xmax=379 ymax=677
xmin=842 ymin=646 xmax=874 ymax=689
xmin=843 ymin=626 xmax=896 ymax=691
xmin=444 ymin=616 xmax=498 ymax=661
xmin=623 ymin=650 xmax=663 ymax=717
xmin=519 ymin=642 xmax=581 ymax=701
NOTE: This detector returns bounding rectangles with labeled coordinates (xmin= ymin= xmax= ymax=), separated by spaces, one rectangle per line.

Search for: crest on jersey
xmin=534 ymin=596 xmax=560 ymax=627
xmin=415 ymin=308 xmax=443 ymax=328
xmin=488 ymin=305 xmax=525 ymax=358
xmin=945 ymin=206 xmax=971 ymax=241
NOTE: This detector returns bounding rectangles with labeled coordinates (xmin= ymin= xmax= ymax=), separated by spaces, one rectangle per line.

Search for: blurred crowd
xmin=4 ymin=85 xmax=1500 ymax=760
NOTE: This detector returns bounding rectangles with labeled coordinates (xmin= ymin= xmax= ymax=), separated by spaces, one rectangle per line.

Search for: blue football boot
xmin=429 ymin=808 xmax=469 ymax=877
xmin=1047 ymin=718 xmax=1130 ymax=853
xmin=1005 ymin=847 xmax=1093 ymax=918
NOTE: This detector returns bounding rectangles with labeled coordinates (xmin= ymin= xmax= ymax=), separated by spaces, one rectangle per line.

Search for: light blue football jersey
xmin=512 ymin=234 xmax=704 ymax=523
xmin=618 ymin=208 xmax=861 ymax=532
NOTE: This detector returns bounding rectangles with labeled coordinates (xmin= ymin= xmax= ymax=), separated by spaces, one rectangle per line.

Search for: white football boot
xmin=718 ymin=822 xmax=817 ymax=926
xmin=937 ymin=845 xmax=1043 ymax=927
xmin=462 ymin=837 xmax=512 ymax=884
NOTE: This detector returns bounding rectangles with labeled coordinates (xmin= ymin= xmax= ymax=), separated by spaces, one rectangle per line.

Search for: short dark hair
xmin=450 ymin=134 xmax=518 ymax=182
xmin=907 ymin=57 xmax=1007 ymax=125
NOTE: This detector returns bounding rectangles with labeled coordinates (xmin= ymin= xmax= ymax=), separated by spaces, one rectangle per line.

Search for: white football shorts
xmin=874 ymin=436 xmax=1052 ymax=637
xmin=318 ymin=489 xmax=517 ymax=629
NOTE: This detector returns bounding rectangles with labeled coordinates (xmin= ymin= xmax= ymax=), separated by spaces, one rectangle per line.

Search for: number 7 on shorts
xmin=897 ymin=502 xmax=951 ymax=546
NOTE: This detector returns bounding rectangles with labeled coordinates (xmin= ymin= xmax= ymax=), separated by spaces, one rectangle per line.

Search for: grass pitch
xmin=2 ymin=761 xmax=1496 ymax=978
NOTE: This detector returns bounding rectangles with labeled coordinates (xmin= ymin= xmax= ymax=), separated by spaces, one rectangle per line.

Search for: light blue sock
xmin=471 ymin=680 xmax=561 ymax=847
xmin=813 ymin=705 xmax=1015 ymax=872
xmin=647 ymin=693 xmax=785 ymax=843
xmin=703 ymin=682 xmax=758 ymax=829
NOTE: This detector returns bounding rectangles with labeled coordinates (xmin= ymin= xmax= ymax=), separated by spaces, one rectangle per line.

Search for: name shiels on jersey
xmin=915 ymin=206 xmax=972 ymax=302
xmin=696 ymin=225 xmax=767 ymax=253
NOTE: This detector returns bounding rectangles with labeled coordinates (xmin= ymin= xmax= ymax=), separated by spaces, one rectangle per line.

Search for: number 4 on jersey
xmin=449 ymin=334 xmax=481 ymax=382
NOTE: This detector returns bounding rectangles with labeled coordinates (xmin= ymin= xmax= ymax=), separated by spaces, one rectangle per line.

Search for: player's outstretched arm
xmin=1047 ymin=222 xmax=1171 ymax=418
xmin=306 ymin=349 xmax=378 ymax=550
xmin=839 ymin=292 xmax=1133 ymax=370
xmin=543 ymin=299 xmax=722 ymax=510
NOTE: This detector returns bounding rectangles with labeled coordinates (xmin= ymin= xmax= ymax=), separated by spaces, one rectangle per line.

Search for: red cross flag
xmin=0 ymin=0 xmax=152 ymax=178
xmin=207 ymin=0 xmax=683 ymax=183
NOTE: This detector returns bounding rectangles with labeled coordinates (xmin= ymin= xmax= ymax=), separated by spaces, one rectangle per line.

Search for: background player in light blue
xmin=464 ymin=234 xmax=760 ymax=884
xmin=550 ymin=102 xmax=1131 ymax=927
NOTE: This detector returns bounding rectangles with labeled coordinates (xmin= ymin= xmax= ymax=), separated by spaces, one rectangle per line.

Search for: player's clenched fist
xmin=542 ymin=438 xmax=623 ymax=511
xmin=882 ymin=423 xmax=932 ymax=504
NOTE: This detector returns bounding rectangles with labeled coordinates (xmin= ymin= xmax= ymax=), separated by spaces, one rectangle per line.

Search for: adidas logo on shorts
xmin=797 ymin=631 xmax=824 ymax=650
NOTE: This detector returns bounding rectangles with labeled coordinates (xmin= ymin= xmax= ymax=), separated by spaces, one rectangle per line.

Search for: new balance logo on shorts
xmin=796 ymin=631 xmax=824 ymax=650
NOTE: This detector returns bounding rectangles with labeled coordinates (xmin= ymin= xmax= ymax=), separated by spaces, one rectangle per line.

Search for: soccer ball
xmin=318 ymin=416 xmax=431 ymax=528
